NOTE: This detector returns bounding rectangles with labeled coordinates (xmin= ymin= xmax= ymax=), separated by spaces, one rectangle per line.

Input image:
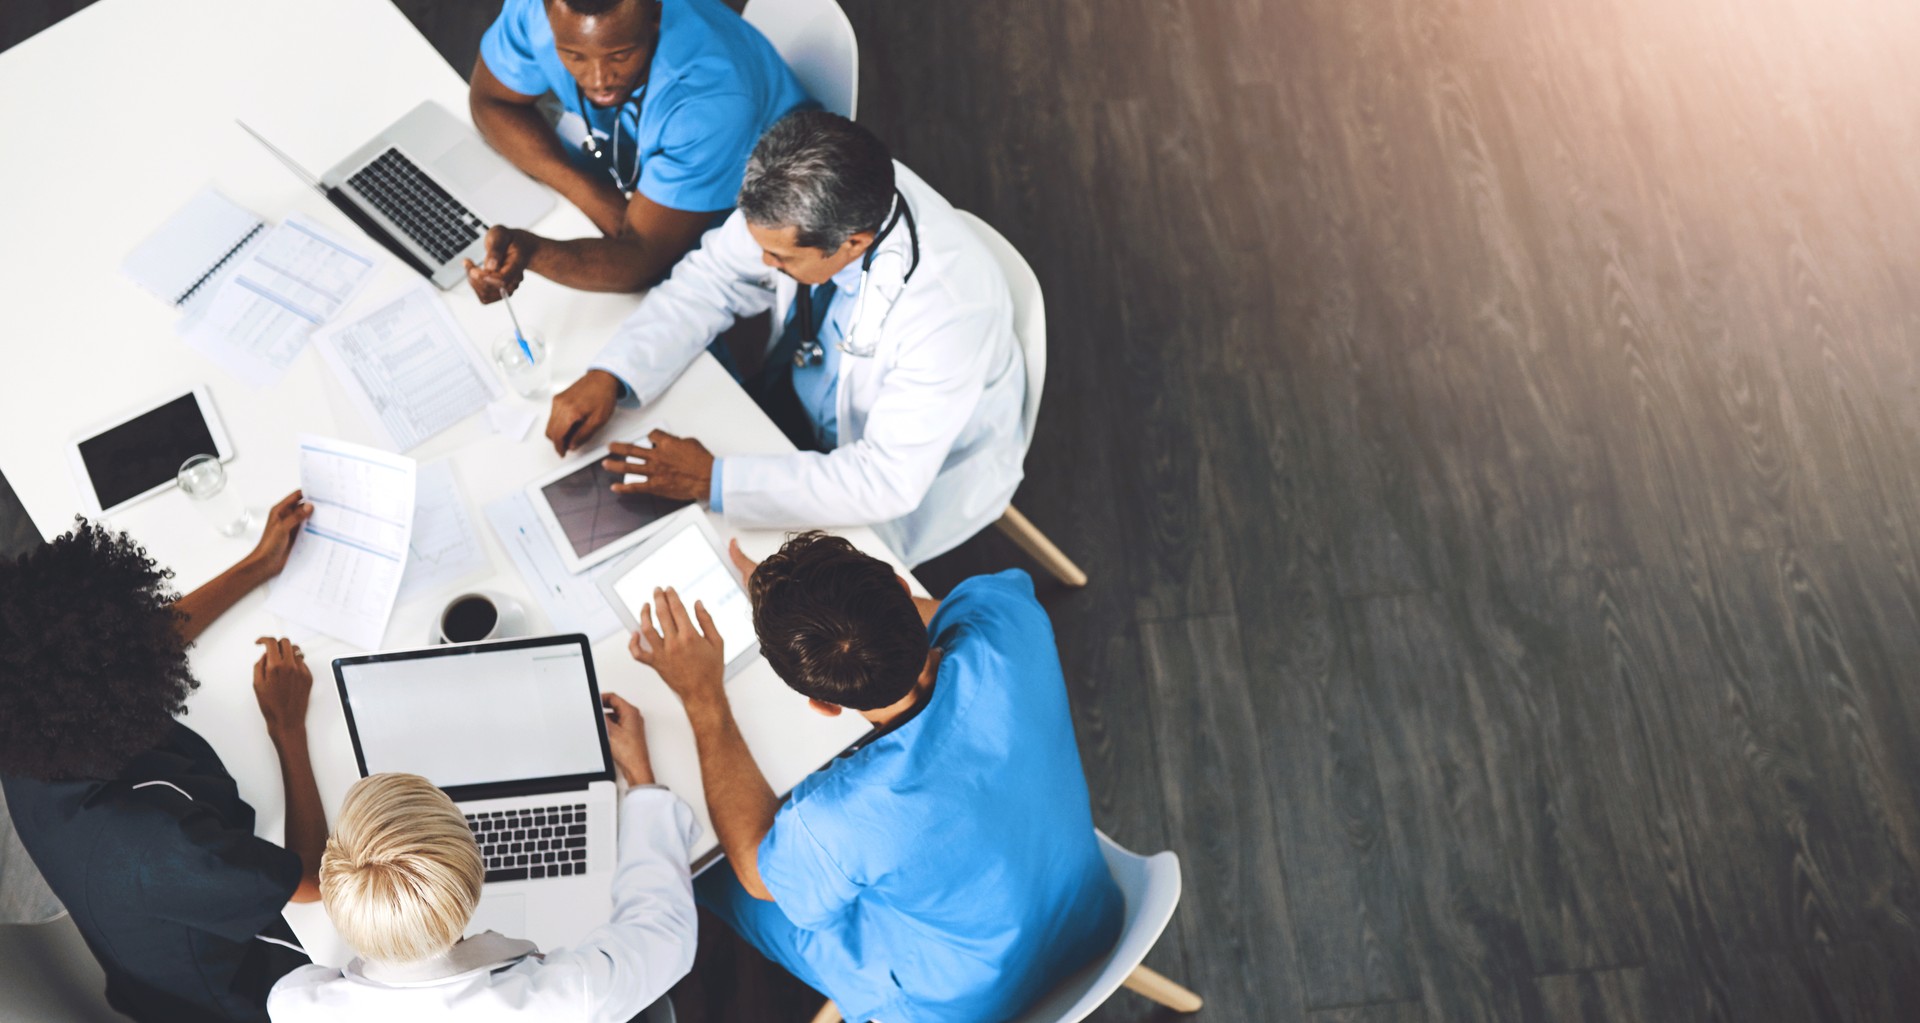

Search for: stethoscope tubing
xmin=574 ymin=81 xmax=648 ymax=193
xmin=833 ymin=192 xmax=921 ymax=360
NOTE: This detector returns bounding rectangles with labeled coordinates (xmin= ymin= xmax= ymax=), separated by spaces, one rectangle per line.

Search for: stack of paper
xmin=179 ymin=215 xmax=376 ymax=386
xmin=123 ymin=190 xmax=379 ymax=387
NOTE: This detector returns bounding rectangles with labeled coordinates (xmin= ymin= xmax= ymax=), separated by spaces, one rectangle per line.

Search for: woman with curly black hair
xmin=1 ymin=492 xmax=329 ymax=1023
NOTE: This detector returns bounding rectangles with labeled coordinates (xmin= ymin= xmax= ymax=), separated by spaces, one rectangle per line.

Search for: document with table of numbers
xmin=316 ymin=286 xmax=502 ymax=451
xmin=267 ymin=435 xmax=417 ymax=650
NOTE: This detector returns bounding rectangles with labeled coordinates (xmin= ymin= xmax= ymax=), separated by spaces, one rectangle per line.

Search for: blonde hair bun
xmin=320 ymin=772 xmax=484 ymax=965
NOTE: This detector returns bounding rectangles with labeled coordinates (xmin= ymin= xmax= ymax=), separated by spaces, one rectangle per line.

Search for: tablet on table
xmin=596 ymin=506 xmax=759 ymax=680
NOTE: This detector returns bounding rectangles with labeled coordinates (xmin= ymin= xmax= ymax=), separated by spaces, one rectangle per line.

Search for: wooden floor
xmin=14 ymin=0 xmax=1920 ymax=1019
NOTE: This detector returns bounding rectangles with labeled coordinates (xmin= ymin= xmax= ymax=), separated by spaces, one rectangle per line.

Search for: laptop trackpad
xmin=466 ymin=893 xmax=527 ymax=940
xmin=437 ymin=136 xmax=500 ymax=195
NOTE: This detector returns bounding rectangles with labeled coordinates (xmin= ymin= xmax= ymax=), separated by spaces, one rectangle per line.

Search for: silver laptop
xmin=242 ymin=100 xmax=555 ymax=290
xmin=333 ymin=634 xmax=619 ymax=949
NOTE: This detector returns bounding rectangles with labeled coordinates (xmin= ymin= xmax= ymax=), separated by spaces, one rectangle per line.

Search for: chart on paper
xmin=267 ymin=436 xmax=417 ymax=650
xmin=397 ymin=458 xmax=491 ymax=602
xmin=317 ymin=287 xmax=501 ymax=451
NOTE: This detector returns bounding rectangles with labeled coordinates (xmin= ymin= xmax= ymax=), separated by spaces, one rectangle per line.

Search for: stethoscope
xmin=575 ymin=81 xmax=648 ymax=194
xmin=795 ymin=191 xmax=921 ymax=366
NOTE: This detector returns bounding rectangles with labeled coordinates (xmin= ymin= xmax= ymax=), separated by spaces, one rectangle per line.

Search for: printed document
xmin=179 ymin=215 xmax=376 ymax=387
xmin=397 ymin=458 xmax=491 ymax=602
xmin=317 ymin=287 xmax=502 ymax=451
xmin=268 ymin=436 xmax=417 ymax=649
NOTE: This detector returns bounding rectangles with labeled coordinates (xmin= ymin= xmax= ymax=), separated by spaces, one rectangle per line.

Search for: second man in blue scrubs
xmin=465 ymin=0 xmax=810 ymax=300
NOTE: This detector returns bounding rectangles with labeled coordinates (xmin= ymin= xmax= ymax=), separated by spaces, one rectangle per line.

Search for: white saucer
xmin=428 ymin=590 xmax=529 ymax=645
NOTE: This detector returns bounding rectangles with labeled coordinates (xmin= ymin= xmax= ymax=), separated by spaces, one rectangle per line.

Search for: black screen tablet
xmin=537 ymin=459 xmax=690 ymax=561
xmin=75 ymin=391 xmax=226 ymax=512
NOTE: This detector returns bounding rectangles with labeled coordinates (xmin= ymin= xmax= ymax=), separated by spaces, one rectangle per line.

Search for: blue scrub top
xmin=479 ymin=0 xmax=812 ymax=212
xmin=756 ymin=570 xmax=1124 ymax=1023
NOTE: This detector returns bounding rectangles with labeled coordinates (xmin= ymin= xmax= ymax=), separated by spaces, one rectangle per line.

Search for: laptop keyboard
xmin=346 ymin=148 xmax=486 ymax=266
xmin=467 ymin=802 xmax=590 ymax=883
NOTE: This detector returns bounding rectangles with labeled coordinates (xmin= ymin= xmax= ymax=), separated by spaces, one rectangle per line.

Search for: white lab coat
xmin=265 ymin=788 xmax=698 ymax=1023
xmin=590 ymin=162 xmax=1027 ymax=566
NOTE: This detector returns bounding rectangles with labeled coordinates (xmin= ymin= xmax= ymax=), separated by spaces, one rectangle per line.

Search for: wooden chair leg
xmin=1122 ymin=964 xmax=1204 ymax=1012
xmin=994 ymin=505 xmax=1089 ymax=587
xmin=808 ymin=999 xmax=843 ymax=1023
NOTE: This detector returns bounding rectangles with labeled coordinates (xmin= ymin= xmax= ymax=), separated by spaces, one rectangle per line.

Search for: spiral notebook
xmin=121 ymin=188 xmax=266 ymax=311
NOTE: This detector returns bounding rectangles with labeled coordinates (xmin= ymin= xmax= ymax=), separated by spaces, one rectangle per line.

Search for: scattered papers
xmin=179 ymin=216 xmax=376 ymax=387
xmin=317 ymin=287 xmax=502 ymax=451
xmin=267 ymin=436 xmax=417 ymax=649
xmin=482 ymin=491 xmax=623 ymax=641
xmin=486 ymin=399 xmax=540 ymax=442
xmin=397 ymin=459 xmax=491 ymax=603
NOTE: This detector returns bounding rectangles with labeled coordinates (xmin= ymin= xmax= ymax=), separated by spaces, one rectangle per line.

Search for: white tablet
xmin=596 ymin=506 xmax=759 ymax=680
xmin=67 ymin=385 xmax=234 ymax=517
xmin=525 ymin=424 xmax=693 ymax=574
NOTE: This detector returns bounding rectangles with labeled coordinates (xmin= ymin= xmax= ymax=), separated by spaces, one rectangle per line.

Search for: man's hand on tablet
xmin=603 ymin=429 xmax=714 ymax=501
xmin=628 ymin=586 xmax=726 ymax=710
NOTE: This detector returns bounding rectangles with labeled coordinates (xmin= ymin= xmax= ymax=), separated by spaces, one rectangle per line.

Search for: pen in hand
xmin=502 ymin=292 xmax=535 ymax=366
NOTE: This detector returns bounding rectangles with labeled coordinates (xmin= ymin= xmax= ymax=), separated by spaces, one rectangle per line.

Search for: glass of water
xmin=493 ymin=330 xmax=552 ymax=399
xmin=177 ymin=455 xmax=254 ymax=538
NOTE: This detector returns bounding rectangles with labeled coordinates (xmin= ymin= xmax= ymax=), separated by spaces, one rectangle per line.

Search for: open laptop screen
xmin=334 ymin=636 xmax=611 ymax=800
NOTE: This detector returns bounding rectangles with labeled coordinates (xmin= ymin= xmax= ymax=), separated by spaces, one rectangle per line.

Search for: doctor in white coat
xmin=543 ymin=111 xmax=1026 ymax=567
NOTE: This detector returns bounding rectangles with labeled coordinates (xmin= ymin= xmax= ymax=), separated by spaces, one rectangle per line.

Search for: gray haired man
xmin=542 ymin=111 xmax=1026 ymax=566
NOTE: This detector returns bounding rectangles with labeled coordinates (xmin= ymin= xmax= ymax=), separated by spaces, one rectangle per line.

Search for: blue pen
xmin=502 ymin=293 xmax=535 ymax=365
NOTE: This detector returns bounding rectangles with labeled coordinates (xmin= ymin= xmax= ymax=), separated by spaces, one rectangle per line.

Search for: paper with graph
xmin=397 ymin=458 xmax=491 ymax=602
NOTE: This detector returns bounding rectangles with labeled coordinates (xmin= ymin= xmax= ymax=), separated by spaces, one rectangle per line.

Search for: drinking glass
xmin=177 ymin=455 xmax=254 ymax=537
xmin=493 ymin=330 xmax=552 ymax=399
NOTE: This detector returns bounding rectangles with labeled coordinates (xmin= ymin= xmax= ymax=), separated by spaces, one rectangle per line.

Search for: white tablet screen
xmin=610 ymin=526 xmax=755 ymax=661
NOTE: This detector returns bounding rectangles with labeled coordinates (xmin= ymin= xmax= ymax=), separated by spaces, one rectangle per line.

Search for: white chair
xmin=809 ymin=831 xmax=1203 ymax=1023
xmin=954 ymin=209 xmax=1089 ymax=588
xmin=743 ymin=0 xmax=859 ymax=119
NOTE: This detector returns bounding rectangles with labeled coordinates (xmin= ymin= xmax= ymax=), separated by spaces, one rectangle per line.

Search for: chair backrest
xmin=1005 ymin=831 xmax=1184 ymax=1023
xmin=741 ymin=0 xmax=859 ymax=119
xmin=953 ymin=209 xmax=1046 ymax=453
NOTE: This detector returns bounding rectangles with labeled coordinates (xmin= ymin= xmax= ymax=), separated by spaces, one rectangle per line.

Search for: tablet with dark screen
xmin=75 ymin=390 xmax=227 ymax=512
xmin=538 ymin=459 xmax=690 ymax=561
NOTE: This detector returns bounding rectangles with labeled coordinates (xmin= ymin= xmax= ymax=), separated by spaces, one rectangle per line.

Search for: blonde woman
xmin=266 ymin=694 xmax=697 ymax=1021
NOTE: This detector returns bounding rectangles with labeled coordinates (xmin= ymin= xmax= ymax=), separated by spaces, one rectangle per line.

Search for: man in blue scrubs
xmin=627 ymin=532 xmax=1124 ymax=1023
xmin=465 ymin=0 xmax=810 ymax=301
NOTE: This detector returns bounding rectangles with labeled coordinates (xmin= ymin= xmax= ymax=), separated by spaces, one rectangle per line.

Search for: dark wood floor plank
xmin=1562 ymin=566 xmax=1749 ymax=1022
xmin=1352 ymin=592 xmax=1535 ymax=1022
xmin=1308 ymin=1001 xmax=1428 ymax=1023
xmin=1454 ymin=571 xmax=1657 ymax=975
xmin=1532 ymin=967 xmax=1651 ymax=1023
xmin=1196 ymin=367 xmax=1417 ymax=1008
xmin=1139 ymin=614 xmax=1306 ymax=1020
